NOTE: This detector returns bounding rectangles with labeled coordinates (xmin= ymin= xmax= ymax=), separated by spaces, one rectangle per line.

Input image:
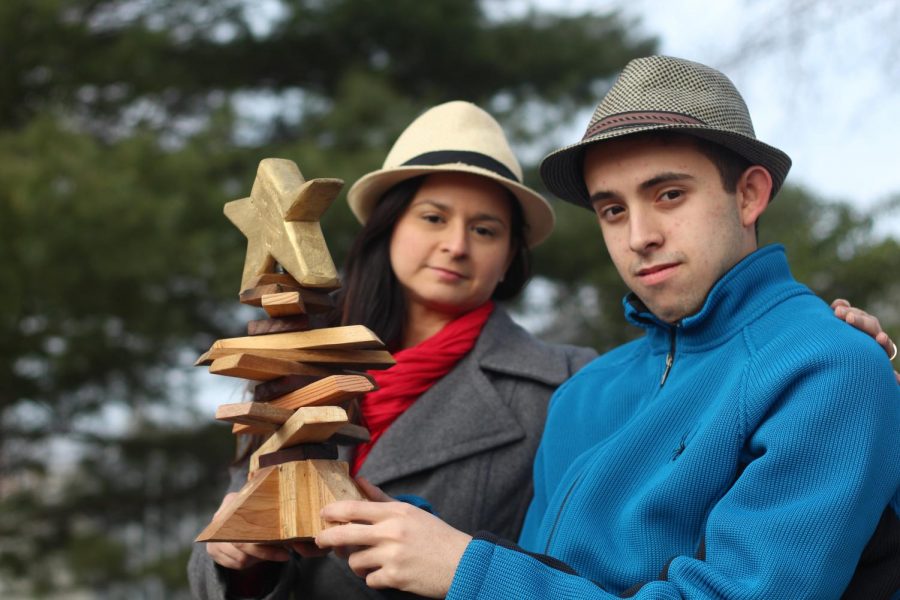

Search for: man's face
xmin=583 ymin=136 xmax=757 ymax=323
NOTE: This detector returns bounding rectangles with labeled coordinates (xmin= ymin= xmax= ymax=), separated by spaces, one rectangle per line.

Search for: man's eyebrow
xmin=589 ymin=172 xmax=696 ymax=205
xmin=589 ymin=190 xmax=620 ymax=205
xmin=640 ymin=172 xmax=695 ymax=191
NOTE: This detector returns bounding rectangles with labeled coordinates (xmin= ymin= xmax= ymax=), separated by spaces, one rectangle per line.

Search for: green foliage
xmin=0 ymin=0 xmax=656 ymax=595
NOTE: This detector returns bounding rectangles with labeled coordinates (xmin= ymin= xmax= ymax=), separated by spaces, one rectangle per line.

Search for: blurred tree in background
xmin=2 ymin=0 xmax=898 ymax=596
xmin=0 ymin=0 xmax=658 ymax=596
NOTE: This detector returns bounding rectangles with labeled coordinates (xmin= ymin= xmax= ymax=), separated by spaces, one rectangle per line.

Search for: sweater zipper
xmin=659 ymin=327 xmax=677 ymax=387
xmin=543 ymin=469 xmax=588 ymax=554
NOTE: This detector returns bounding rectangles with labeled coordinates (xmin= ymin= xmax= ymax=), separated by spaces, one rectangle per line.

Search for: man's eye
xmin=601 ymin=205 xmax=625 ymax=220
xmin=660 ymin=190 xmax=682 ymax=202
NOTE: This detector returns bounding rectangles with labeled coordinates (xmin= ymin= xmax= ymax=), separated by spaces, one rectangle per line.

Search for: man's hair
xmin=691 ymin=137 xmax=752 ymax=194
xmin=337 ymin=175 xmax=531 ymax=349
xmin=619 ymin=131 xmax=751 ymax=193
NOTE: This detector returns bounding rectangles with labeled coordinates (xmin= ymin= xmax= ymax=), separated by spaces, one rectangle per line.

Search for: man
xmin=318 ymin=56 xmax=900 ymax=599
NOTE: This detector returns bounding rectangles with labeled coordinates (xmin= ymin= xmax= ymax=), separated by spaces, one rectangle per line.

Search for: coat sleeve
xmin=448 ymin=337 xmax=900 ymax=600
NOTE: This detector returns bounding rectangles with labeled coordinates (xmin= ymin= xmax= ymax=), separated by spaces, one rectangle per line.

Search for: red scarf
xmin=351 ymin=301 xmax=495 ymax=475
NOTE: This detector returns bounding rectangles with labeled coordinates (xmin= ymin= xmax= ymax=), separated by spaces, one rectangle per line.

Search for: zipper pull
xmin=660 ymin=352 xmax=674 ymax=387
xmin=659 ymin=328 xmax=677 ymax=387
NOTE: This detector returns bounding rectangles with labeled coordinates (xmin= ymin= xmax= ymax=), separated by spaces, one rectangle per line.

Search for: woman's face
xmin=389 ymin=172 xmax=514 ymax=317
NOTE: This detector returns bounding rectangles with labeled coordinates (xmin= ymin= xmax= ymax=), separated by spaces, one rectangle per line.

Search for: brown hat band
xmin=584 ymin=111 xmax=705 ymax=140
xmin=402 ymin=150 xmax=521 ymax=183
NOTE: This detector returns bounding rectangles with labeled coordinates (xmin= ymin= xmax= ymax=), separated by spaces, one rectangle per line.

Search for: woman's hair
xmin=338 ymin=175 xmax=532 ymax=348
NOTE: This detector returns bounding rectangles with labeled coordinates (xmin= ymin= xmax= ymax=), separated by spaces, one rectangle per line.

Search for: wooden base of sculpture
xmin=195 ymin=460 xmax=365 ymax=542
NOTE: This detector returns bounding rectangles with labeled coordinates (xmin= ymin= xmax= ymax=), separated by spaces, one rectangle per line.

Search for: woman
xmin=188 ymin=101 xmax=597 ymax=599
xmin=188 ymin=102 xmax=896 ymax=599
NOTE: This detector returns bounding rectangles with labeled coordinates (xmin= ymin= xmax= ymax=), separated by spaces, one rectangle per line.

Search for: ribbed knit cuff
xmin=446 ymin=538 xmax=495 ymax=599
xmin=394 ymin=494 xmax=436 ymax=515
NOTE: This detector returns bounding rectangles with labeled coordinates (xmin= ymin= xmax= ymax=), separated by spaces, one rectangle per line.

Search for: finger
xmin=214 ymin=492 xmax=241 ymax=519
xmin=317 ymin=522 xmax=381 ymax=549
xmin=356 ymin=477 xmax=393 ymax=502
xmin=288 ymin=541 xmax=330 ymax=558
xmin=208 ymin=542 xmax=257 ymax=570
xmin=830 ymin=298 xmax=850 ymax=311
xmin=842 ymin=309 xmax=881 ymax=336
xmin=321 ymin=499 xmax=396 ymax=524
xmin=346 ymin=545 xmax=384 ymax=579
xmin=234 ymin=542 xmax=291 ymax=563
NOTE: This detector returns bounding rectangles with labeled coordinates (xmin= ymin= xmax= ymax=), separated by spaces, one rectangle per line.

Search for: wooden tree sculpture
xmin=194 ymin=159 xmax=393 ymax=543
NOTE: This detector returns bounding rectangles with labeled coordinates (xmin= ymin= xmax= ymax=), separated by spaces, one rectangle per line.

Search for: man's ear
xmin=736 ymin=165 xmax=773 ymax=227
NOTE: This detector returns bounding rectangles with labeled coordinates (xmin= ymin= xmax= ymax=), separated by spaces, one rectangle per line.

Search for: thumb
xmin=355 ymin=477 xmax=393 ymax=502
xmin=214 ymin=492 xmax=240 ymax=519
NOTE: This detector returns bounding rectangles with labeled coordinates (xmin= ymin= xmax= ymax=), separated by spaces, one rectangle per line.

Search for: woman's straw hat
xmin=347 ymin=101 xmax=555 ymax=247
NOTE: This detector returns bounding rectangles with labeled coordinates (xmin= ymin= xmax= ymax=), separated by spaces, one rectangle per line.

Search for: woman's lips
xmin=430 ymin=266 xmax=468 ymax=282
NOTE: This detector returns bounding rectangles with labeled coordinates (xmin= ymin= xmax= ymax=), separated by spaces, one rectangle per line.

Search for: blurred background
xmin=1 ymin=0 xmax=897 ymax=597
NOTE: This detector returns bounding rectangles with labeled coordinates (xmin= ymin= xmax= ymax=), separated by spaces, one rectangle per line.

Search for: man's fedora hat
xmin=540 ymin=55 xmax=792 ymax=209
xmin=347 ymin=101 xmax=555 ymax=247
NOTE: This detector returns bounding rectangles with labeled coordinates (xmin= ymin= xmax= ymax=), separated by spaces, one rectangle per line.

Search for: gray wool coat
xmin=188 ymin=306 xmax=596 ymax=599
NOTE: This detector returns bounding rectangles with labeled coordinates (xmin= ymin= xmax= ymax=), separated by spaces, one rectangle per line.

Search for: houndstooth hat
xmin=540 ymin=55 xmax=792 ymax=209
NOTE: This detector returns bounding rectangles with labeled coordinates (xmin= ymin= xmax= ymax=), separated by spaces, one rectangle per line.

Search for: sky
xmin=511 ymin=0 xmax=900 ymax=235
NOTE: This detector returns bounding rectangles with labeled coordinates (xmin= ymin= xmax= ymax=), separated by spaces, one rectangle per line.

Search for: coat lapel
xmin=357 ymin=307 xmax=573 ymax=486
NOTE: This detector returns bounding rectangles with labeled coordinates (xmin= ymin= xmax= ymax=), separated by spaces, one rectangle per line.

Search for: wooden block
xmin=248 ymin=315 xmax=310 ymax=336
xmin=284 ymin=178 xmax=344 ymax=222
xmin=240 ymin=283 xmax=293 ymax=306
xmin=280 ymin=460 xmax=365 ymax=540
xmin=253 ymin=375 xmax=321 ymax=402
xmin=231 ymin=422 xmax=277 ymax=436
xmin=264 ymin=375 xmax=375 ymax=410
xmin=195 ymin=459 xmax=365 ymax=543
xmin=258 ymin=443 xmax=338 ymax=467
xmin=262 ymin=292 xmax=306 ymax=317
xmin=198 ymin=348 xmax=395 ymax=370
xmin=234 ymin=375 xmax=374 ymax=435
xmin=211 ymin=325 xmax=384 ymax=351
xmin=209 ymin=353 xmax=339 ymax=381
xmin=241 ymin=284 xmax=334 ymax=312
xmin=328 ymin=423 xmax=371 ymax=445
xmin=195 ymin=465 xmax=282 ymax=542
xmin=216 ymin=402 xmax=295 ymax=428
xmin=343 ymin=397 xmax=362 ymax=424
xmin=250 ymin=406 xmax=349 ymax=472
xmin=247 ymin=273 xmax=301 ymax=289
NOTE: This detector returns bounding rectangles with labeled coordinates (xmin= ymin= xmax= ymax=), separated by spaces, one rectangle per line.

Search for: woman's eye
xmin=421 ymin=213 xmax=443 ymax=224
xmin=473 ymin=225 xmax=496 ymax=237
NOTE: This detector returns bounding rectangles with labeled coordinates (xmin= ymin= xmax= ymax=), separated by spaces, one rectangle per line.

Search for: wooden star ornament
xmin=225 ymin=159 xmax=343 ymax=292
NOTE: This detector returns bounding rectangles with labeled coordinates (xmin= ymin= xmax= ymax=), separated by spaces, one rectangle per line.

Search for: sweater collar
xmin=624 ymin=244 xmax=809 ymax=351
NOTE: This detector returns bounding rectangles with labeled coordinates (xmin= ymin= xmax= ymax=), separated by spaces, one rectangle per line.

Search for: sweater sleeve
xmin=449 ymin=336 xmax=900 ymax=599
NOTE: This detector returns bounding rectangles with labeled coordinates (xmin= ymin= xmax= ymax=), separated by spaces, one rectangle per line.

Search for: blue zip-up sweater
xmin=449 ymin=246 xmax=900 ymax=599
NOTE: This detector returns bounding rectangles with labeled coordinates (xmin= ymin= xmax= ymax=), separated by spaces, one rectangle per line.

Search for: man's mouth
xmin=635 ymin=263 xmax=680 ymax=285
